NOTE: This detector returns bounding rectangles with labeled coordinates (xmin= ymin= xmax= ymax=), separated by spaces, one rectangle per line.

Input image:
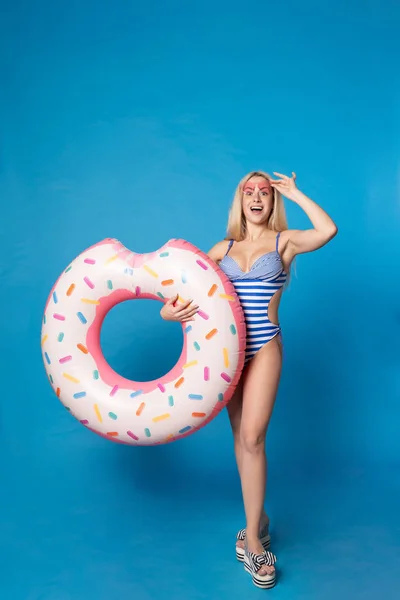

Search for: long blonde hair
xmin=225 ymin=170 xmax=293 ymax=280
xmin=226 ymin=170 xmax=288 ymax=240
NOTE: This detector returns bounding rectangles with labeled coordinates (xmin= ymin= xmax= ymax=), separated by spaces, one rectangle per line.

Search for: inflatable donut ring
xmin=41 ymin=238 xmax=246 ymax=445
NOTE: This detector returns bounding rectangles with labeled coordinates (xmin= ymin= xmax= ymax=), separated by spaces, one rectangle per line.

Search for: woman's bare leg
xmin=226 ymin=372 xmax=270 ymax=553
xmin=239 ymin=336 xmax=282 ymax=575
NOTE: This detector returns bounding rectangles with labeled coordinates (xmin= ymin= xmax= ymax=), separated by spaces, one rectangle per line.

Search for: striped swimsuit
xmin=219 ymin=232 xmax=287 ymax=365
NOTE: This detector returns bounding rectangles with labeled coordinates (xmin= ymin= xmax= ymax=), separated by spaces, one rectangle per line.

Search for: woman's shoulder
xmin=206 ymin=239 xmax=232 ymax=262
xmin=276 ymin=228 xmax=295 ymax=246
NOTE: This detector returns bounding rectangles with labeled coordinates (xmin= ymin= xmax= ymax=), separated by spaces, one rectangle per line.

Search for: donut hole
xmin=100 ymin=298 xmax=183 ymax=381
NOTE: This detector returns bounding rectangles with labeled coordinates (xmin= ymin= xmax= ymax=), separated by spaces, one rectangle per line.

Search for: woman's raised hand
xmin=269 ymin=171 xmax=299 ymax=200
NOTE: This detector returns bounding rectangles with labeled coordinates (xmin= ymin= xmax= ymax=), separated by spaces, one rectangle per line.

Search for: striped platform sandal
xmin=236 ymin=519 xmax=271 ymax=562
xmin=243 ymin=543 xmax=277 ymax=589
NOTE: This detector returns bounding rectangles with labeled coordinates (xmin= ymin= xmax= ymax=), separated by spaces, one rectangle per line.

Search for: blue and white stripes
xmin=218 ymin=233 xmax=287 ymax=364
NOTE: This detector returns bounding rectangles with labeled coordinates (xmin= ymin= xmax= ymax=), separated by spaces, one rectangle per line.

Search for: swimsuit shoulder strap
xmin=225 ymin=239 xmax=234 ymax=256
xmin=275 ymin=231 xmax=281 ymax=253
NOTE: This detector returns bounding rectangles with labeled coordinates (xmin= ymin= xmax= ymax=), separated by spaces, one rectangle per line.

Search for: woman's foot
xmin=236 ymin=513 xmax=270 ymax=561
xmin=244 ymin=538 xmax=277 ymax=589
xmin=245 ymin=537 xmax=275 ymax=577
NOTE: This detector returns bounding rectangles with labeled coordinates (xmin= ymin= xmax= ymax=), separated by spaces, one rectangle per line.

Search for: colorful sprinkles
xmin=105 ymin=254 xmax=118 ymax=265
xmin=175 ymin=377 xmax=184 ymax=388
xmin=83 ymin=276 xmax=95 ymax=289
xmin=152 ymin=413 xmax=170 ymax=423
xmin=196 ymin=260 xmax=208 ymax=270
xmin=206 ymin=328 xmax=218 ymax=340
xmin=220 ymin=372 xmax=231 ymax=383
xmin=179 ymin=426 xmax=191 ymax=434
xmin=197 ymin=309 xmax=209 ymax=320
xmin=136 ymin=402 xmax=146 ymax=416
xmin=63 ymin=373 xmax=80 ymax=383
xmin=183 ymin=360 xmax=198 ymax=369
xmin=219 ymin=293 xmax=235 ymax=302
xmin=41 ymin=240 xmax=243 ymax=446
xmin=94 ymin=404 xmax=102 ymax=422
xmin=143 ymin=265 xmax=158 ymax=278
xmin=59 ymin=355 xmax=72 ymax=364
xmin=223 ymin=348 xmax=229 ymax=368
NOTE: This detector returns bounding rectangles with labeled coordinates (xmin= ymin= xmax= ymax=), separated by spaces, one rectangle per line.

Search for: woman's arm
xmin=270 ymin=172 xmax=338 ymax=255
xmin=286 ymin=189 xmax=338 ymax=255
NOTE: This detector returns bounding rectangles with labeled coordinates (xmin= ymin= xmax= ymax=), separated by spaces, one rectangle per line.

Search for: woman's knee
xmin=240 ymin=428 xmax=266 ymax=454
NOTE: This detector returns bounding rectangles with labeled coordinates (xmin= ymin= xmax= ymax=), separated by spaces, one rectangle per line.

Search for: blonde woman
xmin=161 ymin=171 xmax=337 ymax=588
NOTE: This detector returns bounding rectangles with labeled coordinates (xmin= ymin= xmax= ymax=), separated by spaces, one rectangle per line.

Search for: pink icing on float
xmin=41 ymin=238 xmax=246 ymax=445
xmin=85 ymin=288 xmax=189 ymax=393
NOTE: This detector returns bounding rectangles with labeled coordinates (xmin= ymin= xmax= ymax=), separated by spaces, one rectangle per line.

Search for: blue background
xmin=1 ymin=0 xmax=399 ymax=598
